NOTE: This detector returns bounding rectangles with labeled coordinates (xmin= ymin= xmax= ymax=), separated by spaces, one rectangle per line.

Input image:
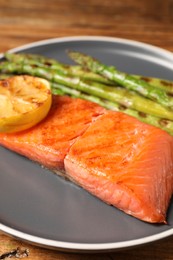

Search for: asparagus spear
xmin=68 ymin=51 xmax=173 ymax=109
xmin=5 ymin=52 xmax=64 ymax=67
xmin=134 ymin=75 xmax=173 ymax=94
xmin=1 ymin=60 xmax=173 ymax=120
xmin=6 ymin=52 xmax=173 ymax=94
xmin=1 ymin=69 xmax=173 ymax=135
xmin=5 ymin=52 xmax=112 ymax=85
xmin=51 ymin=82 xmax=173 ymax=135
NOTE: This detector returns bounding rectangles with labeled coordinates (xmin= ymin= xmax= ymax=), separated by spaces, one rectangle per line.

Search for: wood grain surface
xmin=0 ymin=0 xmax=173 ymax=259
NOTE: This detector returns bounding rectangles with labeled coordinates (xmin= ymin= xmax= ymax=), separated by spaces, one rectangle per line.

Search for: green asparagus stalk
xmin=1 ymin=68 xmax=173 ymax=135
xmin=1 ymin=60 xmax=173 ymax=120
xmin=51 ymin=82 xmax=173 ymax=135
xmin=6 ymin=52 xmax=173 ymax=94
xmin=134 ymin=75 xmax=173 ymax=94
xmin=5 ymin=52 xmax=64 ymax=67
xmin=68 ymin=51 xmax=173 ymax=109
xmin=5 ymin=52 xmax=112 ymax=85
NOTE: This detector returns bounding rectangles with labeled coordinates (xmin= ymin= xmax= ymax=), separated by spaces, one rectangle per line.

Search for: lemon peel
xmin=0 ymin=75 xmax=52 ymax=133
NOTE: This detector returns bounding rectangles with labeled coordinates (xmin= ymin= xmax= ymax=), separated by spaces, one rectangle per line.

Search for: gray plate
xmin=0 ymin=36 xmax=173 ymax=252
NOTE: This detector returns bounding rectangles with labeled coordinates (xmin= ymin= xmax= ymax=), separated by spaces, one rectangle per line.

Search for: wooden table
xmin=0 ymin=1 xmax=173 ymax=259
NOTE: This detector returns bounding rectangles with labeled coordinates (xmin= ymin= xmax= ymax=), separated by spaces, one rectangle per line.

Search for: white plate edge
xmin=0 ymin=36 xmax=173 ymax=66
xmin=0 ymin=223 xmax=173 ymax=251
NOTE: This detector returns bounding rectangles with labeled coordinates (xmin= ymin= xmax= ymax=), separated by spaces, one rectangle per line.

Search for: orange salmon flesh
xmin=0 ymin=95 xmax=173 ymax=223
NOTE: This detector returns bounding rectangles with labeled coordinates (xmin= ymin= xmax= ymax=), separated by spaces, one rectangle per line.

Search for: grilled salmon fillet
xmin=0 ymin=96 xmax=173 ymax=223
xmin=64 ymin=111 xmax=173 ymax=223
xmin=0 ymin=95 xmax=105 ymax=170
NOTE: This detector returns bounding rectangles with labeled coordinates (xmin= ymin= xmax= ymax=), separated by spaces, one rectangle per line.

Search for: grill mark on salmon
xmin=64 ymin=111 xmax=173 ymax=223
xmin=0 ymin=95 xmax=105 ymax=170
xmin=0 ymin=96 xmax=173 ymax=223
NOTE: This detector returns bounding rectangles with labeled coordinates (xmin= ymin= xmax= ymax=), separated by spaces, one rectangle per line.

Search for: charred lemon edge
xmin=0 ymin=75 xmax=52 ymax=133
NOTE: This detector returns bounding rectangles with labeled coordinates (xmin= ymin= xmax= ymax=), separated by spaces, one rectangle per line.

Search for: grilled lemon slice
xmin=0 ymin=75 xmax=52 ymax=133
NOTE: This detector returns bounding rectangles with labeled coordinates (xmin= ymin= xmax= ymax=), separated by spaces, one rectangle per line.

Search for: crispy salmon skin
xmin=64 ymin=111 xmax=173 ymax=223
xmin=0 ymin=95 xmax=105 ymax=170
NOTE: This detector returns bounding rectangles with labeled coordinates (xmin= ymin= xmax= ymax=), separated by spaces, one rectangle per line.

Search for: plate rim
xmin=0 ymin=35 xmax=173 ymax=252
xmin=1 ymin=35 xmax=173 ymax=62
xmin=0 ymin=223 xmax=173 ymax=252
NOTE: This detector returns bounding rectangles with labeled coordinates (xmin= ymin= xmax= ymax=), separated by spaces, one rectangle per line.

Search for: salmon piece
xmin=0 ymin=95 xmax=105 ymax=170
xmin=0 ymin=95 xmax=173 ymax=223
xmin=64 ymin=111 xmax=173 ymax=223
